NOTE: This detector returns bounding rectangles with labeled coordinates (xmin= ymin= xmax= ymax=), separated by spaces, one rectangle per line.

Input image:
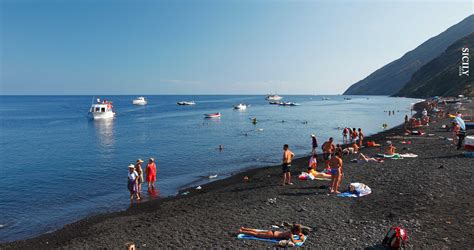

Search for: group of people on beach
xmin=283 ymin=128 xmax=365 ymax=194
xmin=342 ymin=127 xmax=364 ymax=146
xmin=127 ymin=158 xmax=157 ymax=201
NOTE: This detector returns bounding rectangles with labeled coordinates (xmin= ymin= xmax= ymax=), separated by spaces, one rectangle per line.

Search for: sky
xmin=0 ymin=0 xmax=472 ymax=95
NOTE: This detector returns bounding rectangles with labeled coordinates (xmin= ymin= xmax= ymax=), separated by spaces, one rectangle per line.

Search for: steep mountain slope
xmin=395 ymin=33 xmax=473 ymax=97
xmin=344 ymin=15 xmax=474 ymax=95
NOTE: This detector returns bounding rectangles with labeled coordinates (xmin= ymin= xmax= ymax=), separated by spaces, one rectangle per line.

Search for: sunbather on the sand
xmin=307 ymin=167 xmax=332 ymax=179
xmin=342 ymin=142 xmax=359 ymax=155
xmin=357 ymin=153 xmax=384 ymax=163
xmin=239 ymin=224 xmax=305 ymax=244
xmin=386 ymin=143 xmax=396 ymax=155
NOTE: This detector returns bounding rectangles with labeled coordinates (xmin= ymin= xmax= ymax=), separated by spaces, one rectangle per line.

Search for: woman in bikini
xmin=239 ymin=224 xmax=305 ymax=243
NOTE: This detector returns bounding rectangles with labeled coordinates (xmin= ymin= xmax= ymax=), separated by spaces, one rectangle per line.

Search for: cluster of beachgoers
xmin=3 ymin=97 xmax=472 ymax=248
xmin=127 ymin=158 xmax=157 ymax=201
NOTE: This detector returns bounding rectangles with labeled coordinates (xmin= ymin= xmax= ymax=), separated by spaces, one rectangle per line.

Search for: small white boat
xmin=279 ymin=101 xmax=300 ymax=106
xmin=132 ymin=96 xmax=147 ymax=105
xmin=265 ymin=94 xmax=283 ymax=101
xmin=233 ymin=103 xmax=247 ymax=110
xmin=177 ymin=101 xmax=196 ymax=105
xmin=89 ymin=99 xmax=115 ymax=120
xmin=204 ymin=113 xmax=221 ymax=118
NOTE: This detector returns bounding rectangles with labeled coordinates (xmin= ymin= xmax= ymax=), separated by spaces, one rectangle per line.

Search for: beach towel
xmin=399 ymin=153 xmax=418 ymax=158
xmin=237 ymin=233 xmax=307 ymax=246
xmin=338 ymin=183 xmax=371 ymax=197
xmin=377 ymin=153 xmax=402 ymax=159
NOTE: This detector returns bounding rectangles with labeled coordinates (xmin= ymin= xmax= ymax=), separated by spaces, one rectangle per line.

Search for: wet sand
xmin=3 ymin=101 xmax=474 ymax=249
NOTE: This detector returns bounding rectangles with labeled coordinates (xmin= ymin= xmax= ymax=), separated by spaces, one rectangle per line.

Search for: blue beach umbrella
xmin=454 ymin=116 xmax=466 ymax=131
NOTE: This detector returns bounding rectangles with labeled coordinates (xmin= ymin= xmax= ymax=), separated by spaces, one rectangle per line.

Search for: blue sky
xmin=1 ymin=0 xmax=472 ymax=95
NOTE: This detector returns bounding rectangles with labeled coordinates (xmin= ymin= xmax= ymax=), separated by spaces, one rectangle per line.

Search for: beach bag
xmin=382 ymin=226 xmax=407 ymax=249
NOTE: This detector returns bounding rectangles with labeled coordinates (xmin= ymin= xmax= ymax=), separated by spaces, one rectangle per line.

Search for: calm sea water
xmin=0 ymin=95 xmax=418 ymax=242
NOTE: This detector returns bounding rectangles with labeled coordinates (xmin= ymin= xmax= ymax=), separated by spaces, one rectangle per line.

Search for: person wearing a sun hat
xmin=134 ymin=159 xmax=144 ymax=198
xmin=146 ymin=158 xmax=157 ymax=190
xmin=127 ymin=164 xmax=140 ymax=201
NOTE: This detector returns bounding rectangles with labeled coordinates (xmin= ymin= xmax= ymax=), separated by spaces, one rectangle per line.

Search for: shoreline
xmin=3 ymin=100 xmax=474 ymax=248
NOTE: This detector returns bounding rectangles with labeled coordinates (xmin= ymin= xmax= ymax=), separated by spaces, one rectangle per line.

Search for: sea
xmin=0 ymin=95 xmax=419 ymax=242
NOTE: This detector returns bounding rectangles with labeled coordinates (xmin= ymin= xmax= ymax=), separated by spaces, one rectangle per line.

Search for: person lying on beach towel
xmin=350 ymin=153 xmax=384 ymax=163
xmin=366 ymin=141 xmax=381 ymax=147
xmin=298 ymin=169 xmax=332 ymax=181
xmin=342 ymin=142 xmax=359 ymax=155
xmin=337 ymin=183 xmax=372 ymax=197
xmin=237 ymin=224 xmax=306 ymax=246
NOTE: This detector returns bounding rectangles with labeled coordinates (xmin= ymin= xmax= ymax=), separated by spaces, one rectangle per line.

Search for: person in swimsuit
xmin=342 ymin=127 xmax=349 ymax=144
xmin=452 ymin=122 xmax=460 ymax=145
xmin=351 ymin=128 xmax=358 ymax=144
xmin=127 ymin=164 xmax=140 ymax=201
xmin=145 ymin=158 xmax=157 ymax=190
xmin=329 ymin=152 xmax=343 ymax=194
xmin=357 ymin=128 xmax=364 ymax=147
xmin=282 ymin=144 xmax=295 ymax=186
xmin=386 ymin=143 xmax=396 ymax=155
xmin=239 ymin=224 xmax=305 ymax=244
xmin=135 ymin=159 xmax=144 ymax=199
xmin=311 ymin=134 xmax=318 ymax=154
xmin=321 ymin=137 xmax=335 ymax=170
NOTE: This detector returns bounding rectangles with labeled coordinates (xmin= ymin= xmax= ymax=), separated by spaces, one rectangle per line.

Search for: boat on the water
xmin=132 ymin=96 xmax=147 ymax=105
xmin=177 ymin=101 xmax=196 ymax=105
xmin=204 ymin=113 xmax=221 ymax=118
xmin=89 ymin=99 xmax=115 ymax=120
xmin=265 ymin=94 xmax=283 ymax=101
xmin=233 ymin=103 xmax=247 ymax=110
xmin=279 ymin=101 xmax=300 ymax=106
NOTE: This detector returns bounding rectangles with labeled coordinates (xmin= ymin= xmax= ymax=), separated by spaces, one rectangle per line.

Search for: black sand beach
xmin=2 ymin=101 xmax=474 ymax=249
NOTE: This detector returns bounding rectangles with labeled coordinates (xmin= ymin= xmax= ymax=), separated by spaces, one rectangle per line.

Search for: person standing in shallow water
xmin=135 ymin=159 xmax=144 ymax=199
xmin=146 ymin=158 xmax=157 ymax=190
xmin=127 ymin=164 xmax=140 ymax=201
xmin=282 ymin=144 xmax=295 ymax=186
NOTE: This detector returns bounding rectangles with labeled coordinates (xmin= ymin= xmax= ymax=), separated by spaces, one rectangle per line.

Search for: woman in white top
xmin=128 ymin=164 xmax=140 ymax=201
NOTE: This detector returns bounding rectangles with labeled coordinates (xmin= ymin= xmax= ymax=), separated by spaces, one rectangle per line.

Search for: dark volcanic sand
xmin=2 ymin=101 xmax=474 ymax=249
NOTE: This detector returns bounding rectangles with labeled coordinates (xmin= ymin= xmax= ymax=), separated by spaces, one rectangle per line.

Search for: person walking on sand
xmin=311 ymin=134 xmax=318 ymax=154
xmin=321 ymin=137 xmax=335 ymax=170
xmin=357 ymin=128 xmax=364 ymax=147
xmin=128 ymin=164 xmax=140 ymax=201
xmin=282 ymin=144 xmax=295 ymax=186
xmin=329 ymin=152 xmax=343 ymax=194
xmin=135 ymin=159 xmax=144 ymax=199
xmin=146 ymin=158 xmax=157 ymax=190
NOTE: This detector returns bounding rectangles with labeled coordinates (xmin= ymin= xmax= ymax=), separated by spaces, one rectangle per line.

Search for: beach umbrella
xmin=454 ymin=116 xmax=466 ymax=131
